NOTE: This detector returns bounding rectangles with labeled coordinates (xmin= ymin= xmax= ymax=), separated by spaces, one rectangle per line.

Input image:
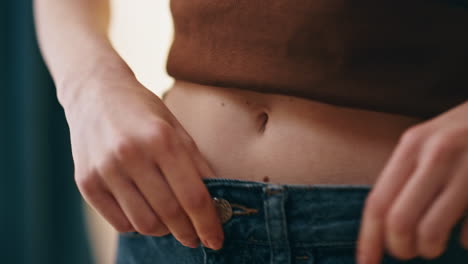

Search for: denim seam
xmin=296 ymin=241 xmax=357 ymax=248
xmin=263 ymin=185 xmax=292 ymax=264
xmin=141 ymin=236 xmax=158 ymax=263
xmin=280 ymin=189 xmax=292 ymax=264
xmin=201 ymin=245 xmax=208 ymax=264
xmin=203 ymin=177 xmax=373 ymax=189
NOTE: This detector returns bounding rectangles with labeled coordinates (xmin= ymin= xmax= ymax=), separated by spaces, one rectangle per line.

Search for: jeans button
xmin=212 ymin=197 xmax=232 ymax=224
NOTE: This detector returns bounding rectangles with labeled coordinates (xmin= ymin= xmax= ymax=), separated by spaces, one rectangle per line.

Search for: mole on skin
xmin=263 ymin=176 xmax=269 ymax=182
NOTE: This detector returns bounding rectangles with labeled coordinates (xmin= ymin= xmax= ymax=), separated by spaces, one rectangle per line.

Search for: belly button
xmin=257 ymin=111 xmax=269 ymax=133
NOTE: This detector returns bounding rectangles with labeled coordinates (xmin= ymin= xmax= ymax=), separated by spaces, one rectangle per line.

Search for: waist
xmin=162 ymin=80 xmax=425 ymax=185
xmin=203 ymin=177 xmax=372 ymax=247
xmin=200 ymin=177 xmax=468 ymax=262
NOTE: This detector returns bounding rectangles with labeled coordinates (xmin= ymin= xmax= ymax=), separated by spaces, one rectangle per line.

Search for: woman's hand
xmin=357 ymin=100 xmax=468 ymax=264
xmin=64 ymin=75 xmax=224 ymax=250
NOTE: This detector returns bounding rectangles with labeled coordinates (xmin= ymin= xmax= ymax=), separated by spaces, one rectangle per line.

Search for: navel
xmin=258 ymin=111 xmax=269 ymax=133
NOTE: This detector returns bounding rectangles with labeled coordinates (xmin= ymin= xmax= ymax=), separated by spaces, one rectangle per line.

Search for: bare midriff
xmin=162 ymin=80 xmax=425 ymax=186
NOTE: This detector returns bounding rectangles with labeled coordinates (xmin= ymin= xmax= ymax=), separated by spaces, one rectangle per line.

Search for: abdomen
xmin=162 ymin=80 xmax=424 ymax=185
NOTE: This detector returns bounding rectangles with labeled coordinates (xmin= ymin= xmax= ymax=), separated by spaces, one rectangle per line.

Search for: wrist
xmin=56 ymin=52 xmax=136 ymax=110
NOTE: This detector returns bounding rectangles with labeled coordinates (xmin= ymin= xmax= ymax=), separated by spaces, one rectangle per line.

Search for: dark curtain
xmin=1 ymin=1 xmax=93 ymax=263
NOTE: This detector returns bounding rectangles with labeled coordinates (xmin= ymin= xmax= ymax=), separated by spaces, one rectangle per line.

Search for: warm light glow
xmin=109 ymin=0 xmax=174 ymax=97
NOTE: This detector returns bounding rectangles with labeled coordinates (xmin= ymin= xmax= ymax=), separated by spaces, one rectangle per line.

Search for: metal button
xmin=212 ymin=197 xmax=232 ymax=224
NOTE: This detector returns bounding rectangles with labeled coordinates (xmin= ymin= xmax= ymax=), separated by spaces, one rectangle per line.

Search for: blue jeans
xmin=116 ymin=178 xmax=468 ymax=263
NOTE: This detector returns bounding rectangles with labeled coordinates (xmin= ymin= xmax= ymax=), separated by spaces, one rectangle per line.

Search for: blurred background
xmin=1 ymin=0 xmax=173 ymax=263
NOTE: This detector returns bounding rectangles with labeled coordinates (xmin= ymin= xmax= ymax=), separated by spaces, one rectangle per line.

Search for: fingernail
xmin=208 ymin=237 xmax=223 ymax=250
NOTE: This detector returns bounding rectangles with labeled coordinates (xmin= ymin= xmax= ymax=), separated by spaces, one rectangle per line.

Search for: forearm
xmin=33 ymin=0 xmax=135 ymax=109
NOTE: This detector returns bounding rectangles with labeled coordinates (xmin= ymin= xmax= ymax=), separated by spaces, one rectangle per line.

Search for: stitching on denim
xmin=263 ymin=185 xmax=292 ymax=263
xmin=280 ymin=189 xmax=292 ymax=264
xmin=293 ymin=240 xmax=357 ymax=248
xmin=201 ymin=245 xmax=208 ymax=264
xmin=226 ymin=239 xmax=358 ymax=248
xmin=203 ymin=177 xmax=374 ymax=189
xmin=232 ymin=239 xmax=270 ymax=245
xmin=262 ymin=188 xmax=274 ymax=263
xmin=265 ymin=188 xmax=283 ymax=195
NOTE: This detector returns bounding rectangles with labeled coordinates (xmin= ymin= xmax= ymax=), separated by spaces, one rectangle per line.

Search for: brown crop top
xmin=165 ymin=0 xmax=468 ymax=119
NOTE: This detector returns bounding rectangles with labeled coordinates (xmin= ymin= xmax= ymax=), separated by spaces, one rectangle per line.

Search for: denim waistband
xmin=202 ymin=177 xmax=374 ymax=249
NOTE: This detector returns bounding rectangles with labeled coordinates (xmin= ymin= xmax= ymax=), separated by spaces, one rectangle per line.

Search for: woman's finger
xmin=178 ymin=130 xmax=217 ymax=180
xmin=141 ymin=165 xmax=200 ymax=247
xmin=417 ymin=155 xmax=468 ymax=259
xmin=384 ymin=139 xmax=457 ymax=260
xmin=153 ymin=132 xmax=224 ymax=250
xmin=76 ymin=171 xmax=134 ymax=233
xmin=99 ymin=155 xmax=170 ymax=236
xmin=122 ymin=153 xmax=201 ymax=247
xmin=358 ymin=128 xmax=422 ymax=264
xmin=112 ymin=139 xmax=199 ymax=246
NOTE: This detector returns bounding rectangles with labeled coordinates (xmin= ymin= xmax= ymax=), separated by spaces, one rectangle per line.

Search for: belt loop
xmin=263 ymin=184 xmax=291 ymax=264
